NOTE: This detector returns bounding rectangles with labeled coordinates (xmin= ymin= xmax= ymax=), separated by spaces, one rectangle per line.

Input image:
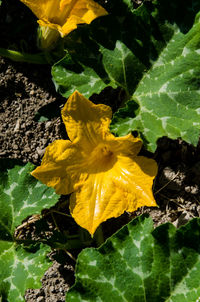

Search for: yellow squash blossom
xmin=20 ymin=0 xmax=108 ymax=48
xmin=32 ymin=91 xmax=158 ymax=235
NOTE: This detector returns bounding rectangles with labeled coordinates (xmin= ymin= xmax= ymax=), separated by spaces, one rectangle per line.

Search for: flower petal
xmin=113 ymin=155 xmax=158 ymax=211
xmin=20 ymin=0 xmax=60 ymax=20
xmin=61 ymin=91 xmax=112 ymax=151
xmin=21 ymin=0 xmax=107 ymax=37
xmin=38 ymin=16 xmax=83 ymax=37
xmin=107 ymin=133 xmax=143 ymax=157
xmin=69 ymin=171 xmax=127 ymax=235
xmin=60 ymin=0 xmax=108 ymax=24
xmin=70 ymin=155 xmax=157 ymax=235
xmin=31 ymin=139 xmax=86 ymax=195
xmin=60 ymin=15 xmax=87 ymax=36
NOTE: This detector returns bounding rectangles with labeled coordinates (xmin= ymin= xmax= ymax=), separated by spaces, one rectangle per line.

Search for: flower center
xmin=100 ymin=145 xmax=113 ymax=157
xmin=89 ymin=144 xmax=116 ymax=171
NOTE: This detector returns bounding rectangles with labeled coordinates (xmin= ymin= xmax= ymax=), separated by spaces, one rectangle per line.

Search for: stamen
xmin=101 ymin=146 xmax=113 ymax=157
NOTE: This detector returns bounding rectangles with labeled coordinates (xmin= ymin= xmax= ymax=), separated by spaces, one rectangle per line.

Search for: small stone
xmin=30 ymin=90 xmax=35 ymax=95
xmin=189 ymin=205 xmax=196 ymax=211
xmin=33 ymin=154 xmax=39 ymax=160
xmin=26 ymin=131 xmax=33 ymax=137
xmin=185 ymin=185 xmax=198 ymax=194
xmin=0 ymin=151 xmax=6 ymax=156
xmin=45 ymin=121 xmax=52 ymax=129
xmin=14 ymin=119 xmax=21 ymax=132
xmin=6 ymin=130 xmax=11 ymax=135
xmin=33 ymin=289 xmax=41 ymax=298
xmin=13 ymin=144 xmax=18 ymax=150
xmin=41 ymin=138 xmax=47 ymax=145
xmin=24 ymin=147 xmax=31 ymax=152
xmin=49 ymin=285 xmax=55 ymax=293
xmin=37 ymin=147 xmax=46 ymax=157
xmin=36 ymin=296 xmax=45 ymax=302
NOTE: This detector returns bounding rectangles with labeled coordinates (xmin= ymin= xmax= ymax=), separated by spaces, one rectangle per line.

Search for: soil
xmin=1 ymin=0 xmax=200 ymax=301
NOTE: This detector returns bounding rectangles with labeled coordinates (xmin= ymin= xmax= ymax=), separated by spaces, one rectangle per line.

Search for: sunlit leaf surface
xmin=67 ymin=215 xmax=200 ymax=302
xmin=111 ymin=9 xmax=200 ymax=151
xmin=0 ymin=161 xmax=59 ymax=301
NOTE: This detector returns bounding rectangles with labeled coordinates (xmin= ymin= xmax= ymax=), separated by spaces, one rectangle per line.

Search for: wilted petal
xmin=61 ymin=91 xmax=113 ymax=151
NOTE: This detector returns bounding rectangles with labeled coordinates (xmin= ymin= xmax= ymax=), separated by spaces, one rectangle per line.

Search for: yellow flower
xmin=32 ymin=91 xmax=158 ymax=235
xmin=20 ymin=0 xmax=108 ymax=40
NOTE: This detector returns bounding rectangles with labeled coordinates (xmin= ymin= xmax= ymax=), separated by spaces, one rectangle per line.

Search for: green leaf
xmin=53 ymin=0 xmax=200 ymax=101
xmin=0 ymin=161 xmax=59 ymax=237
xmin=0 ymin=161 xmax=60 ymax=301
xmin=121 ymin=0 xmax=134 ymax=11
xmin=0 ymin=243 xmax=50 ymax=302
xmin=52 ymin=54 xmax=108 ymax=99
xmin=100 ymin=41 xmax=145 ymax=96
xmin=66 ymin=215 xmax=200 ymax=302
xmin=52 ymin=1 xmax=151 ymax=99
xmin=111 ymin=11 xmax=200 ymax=151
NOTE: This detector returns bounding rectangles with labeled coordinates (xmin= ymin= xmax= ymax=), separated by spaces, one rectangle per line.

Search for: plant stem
xmin=78 ymin=227 xmax=93 ymax=247
xmin=0 ymin=47 xmax=48 ymax=64
xmin=94 ymin=225 xmax=104 ymax=247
